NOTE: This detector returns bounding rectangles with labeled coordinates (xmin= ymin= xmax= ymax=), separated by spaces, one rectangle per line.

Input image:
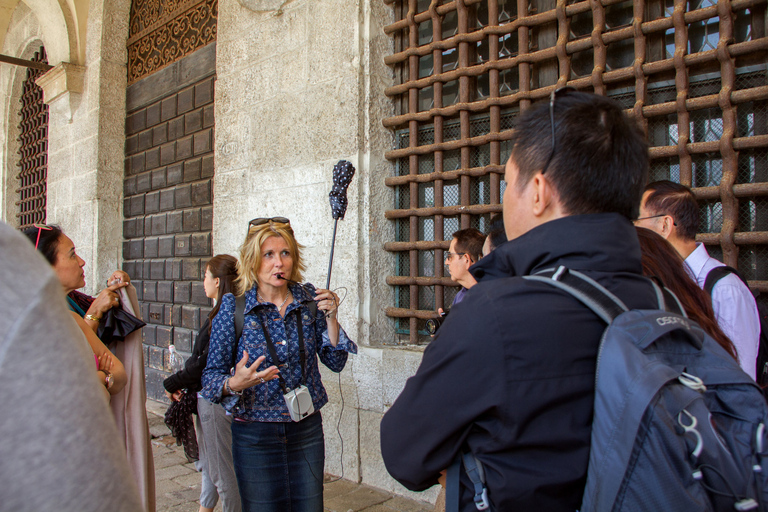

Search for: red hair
xmin=636 ymin=227 xmax=737 ymax=360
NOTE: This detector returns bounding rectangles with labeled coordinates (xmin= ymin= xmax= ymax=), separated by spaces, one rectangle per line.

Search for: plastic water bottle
xmin=168 ymin=345 xmax=184 ymax=373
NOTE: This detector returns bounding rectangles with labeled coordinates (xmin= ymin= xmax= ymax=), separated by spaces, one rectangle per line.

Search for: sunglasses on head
xmin=33 ymin=223 xmax=53 ymax=250
xmin=248 ymin=217 xmax=291 ymax=228
xmin=541 ymin=86 xmax=576 ymax=175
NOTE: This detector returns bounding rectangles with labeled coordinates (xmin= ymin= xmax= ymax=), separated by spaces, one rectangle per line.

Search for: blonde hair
xmin=236 ymin=219 xmax=306 ymax=295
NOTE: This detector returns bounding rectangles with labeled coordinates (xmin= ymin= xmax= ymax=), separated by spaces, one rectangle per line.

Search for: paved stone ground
xmin=147 ymin=400 xmax=434 ymax=512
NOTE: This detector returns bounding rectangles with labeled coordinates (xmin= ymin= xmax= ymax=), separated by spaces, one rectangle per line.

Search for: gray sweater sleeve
xmin=0 ymin=222 xmax=144 ymax=512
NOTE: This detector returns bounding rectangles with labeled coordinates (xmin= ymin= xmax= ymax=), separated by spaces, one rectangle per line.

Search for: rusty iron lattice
xmin=127 ymin=0 xmax=217 ymax=85
xmin=383 ymin=0 xmax=768 ymax=344
xmin=15 ymin=47 xmax=49 ymax=229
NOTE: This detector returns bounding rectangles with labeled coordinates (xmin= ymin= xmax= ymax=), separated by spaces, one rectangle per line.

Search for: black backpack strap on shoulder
xmin=524 ymin=266 xmax=628 ymax=324
xmin=660 ymin=286 xmax=687 ymax=317
xmin=232 ymin=294 xmax=246 ymax=370
xmin=446 ymin=455 xmax=462 ymax=512
xmin=704 ymin=265 xmax=748 ymax=296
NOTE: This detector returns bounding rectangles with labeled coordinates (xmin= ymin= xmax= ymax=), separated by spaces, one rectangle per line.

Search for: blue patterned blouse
xmin=201 ymin=282 xmax=357 ymax=422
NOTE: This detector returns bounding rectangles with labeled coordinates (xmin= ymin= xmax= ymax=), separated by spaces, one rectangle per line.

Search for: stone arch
xmin=0 ymin=0 xmax=46 ymax=222
xmin=0 ymin=0 xmax=88 ymax=66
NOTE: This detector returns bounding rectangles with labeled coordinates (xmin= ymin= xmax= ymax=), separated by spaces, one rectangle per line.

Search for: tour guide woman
xmin=202 ymin=217 xmax=357 ymax=512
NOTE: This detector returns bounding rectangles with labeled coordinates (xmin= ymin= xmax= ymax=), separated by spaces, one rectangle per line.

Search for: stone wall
xmin=0 ymin=2 xmax=41 ymax=224
xmin=213 ymin=0 xmax=437 ymax=501
xmin=124 ymin=43 xmax=216 ymax=401
xmin=1 ymin=0 xmax=439 ymax=503
xmin=0 ymin=0 xmax=130 ymax=295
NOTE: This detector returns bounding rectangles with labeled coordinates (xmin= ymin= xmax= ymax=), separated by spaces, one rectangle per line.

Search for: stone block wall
xmin=124 ymin=43 xmax=216 ymax=401
xmin=212 ymin=0 xmax=438 ymax=502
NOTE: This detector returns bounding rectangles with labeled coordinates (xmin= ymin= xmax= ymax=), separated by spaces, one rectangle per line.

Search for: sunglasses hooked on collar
xmin=33 ymin=223 xmax=53 ymax=249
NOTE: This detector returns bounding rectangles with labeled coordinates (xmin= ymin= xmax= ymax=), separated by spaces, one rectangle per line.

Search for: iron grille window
xmin=16 ymin=47 xmax=49 ymax=229
xmin=383 ymin=0 xmax=768 ymax=344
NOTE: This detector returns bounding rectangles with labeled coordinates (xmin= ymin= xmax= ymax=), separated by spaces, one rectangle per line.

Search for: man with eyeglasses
xmin=381 ymin=89 xmax=655 ymax=511
xmin=444 ymin=228 xmax=485 ymax=306
xmin=635 ymin=180 xmax=760 ymax=378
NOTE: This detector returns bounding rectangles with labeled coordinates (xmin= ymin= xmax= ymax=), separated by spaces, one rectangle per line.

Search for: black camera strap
xmin=259 ymin=307 xmax=307 ymax=394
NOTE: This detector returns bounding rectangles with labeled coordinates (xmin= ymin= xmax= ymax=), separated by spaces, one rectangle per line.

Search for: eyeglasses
xmin=541 ymin=86 xmax=576 ymax=175
xmin=33 ymin=223 xmax=53 ymax=249
xmin=633 ymin=213 xmax=677 ymax=226
xmin=248 ymin=217 xmax=291 ymax=230
xmin=445 ymin=251 xmax=466 ymax=261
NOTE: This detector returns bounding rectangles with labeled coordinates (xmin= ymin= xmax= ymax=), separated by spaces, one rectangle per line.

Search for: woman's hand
xmin=313 ymin=288 xmax=339 ymax=317
xmin=165 ymin=390 xmax=183 ymax=402
xmin=86 ymin=280 xmax=129 ymax=324
xmin=314 ymin=288 xmax=341 ymax=347
xmin=228 ymin=352 xmax=280 ymax=393
xmin=97 ymin=351 xmax=114 ymax=374
xmin=109 ymin=270 xmax=131 ymax=286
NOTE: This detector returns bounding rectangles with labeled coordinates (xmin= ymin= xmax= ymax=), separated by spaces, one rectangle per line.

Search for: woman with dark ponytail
xmin=164 ymin=254 xmax=242 ymax=512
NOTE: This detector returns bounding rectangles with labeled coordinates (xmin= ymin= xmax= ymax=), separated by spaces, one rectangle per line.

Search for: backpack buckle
xmin=474 ymin=488 xmax=489 ymax=510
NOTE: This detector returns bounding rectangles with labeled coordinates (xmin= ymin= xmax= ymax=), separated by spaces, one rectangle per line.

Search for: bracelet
xmin=84 ymin=314 xmax=101 ymax=322
xmin=225 ymin=378 xmax=243 ymax=397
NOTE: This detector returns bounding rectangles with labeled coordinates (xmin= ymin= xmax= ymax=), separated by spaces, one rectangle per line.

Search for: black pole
xmin=326 ymin=219 xmax=339 ymax=290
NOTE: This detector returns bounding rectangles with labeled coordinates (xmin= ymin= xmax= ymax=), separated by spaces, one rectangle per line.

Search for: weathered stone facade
xmin=0 ymin=0 xmax=438 ymax=503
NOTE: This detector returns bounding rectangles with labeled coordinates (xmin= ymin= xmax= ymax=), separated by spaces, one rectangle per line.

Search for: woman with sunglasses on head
xmin=164 ymin=254 xmax=242 ymax=512
xmin=202 ymin=217 xmax=357 ymax=512
xmin=23 ymin=224 xmax=128 ymax=397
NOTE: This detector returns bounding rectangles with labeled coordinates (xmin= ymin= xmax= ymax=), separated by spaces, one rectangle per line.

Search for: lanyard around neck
xmin=259 ymin=308 xmax=307 ymax=394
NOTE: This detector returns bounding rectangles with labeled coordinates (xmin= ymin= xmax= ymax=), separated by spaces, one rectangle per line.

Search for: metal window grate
xmin=383 ymin=0 xmax=768 ymax=344
xmin=15 ymin=47 xmax=49 ymax=229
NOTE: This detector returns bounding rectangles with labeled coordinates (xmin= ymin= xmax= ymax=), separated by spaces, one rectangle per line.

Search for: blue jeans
xmin=231 ymin=412 xmax=324 ymax=512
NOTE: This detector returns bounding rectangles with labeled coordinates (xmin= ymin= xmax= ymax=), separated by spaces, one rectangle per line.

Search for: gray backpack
xmin=525 ymin=267 xmax=768 ymax=512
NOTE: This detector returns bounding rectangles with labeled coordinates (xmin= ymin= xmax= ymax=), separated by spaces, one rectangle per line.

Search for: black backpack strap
xmin=446 ymin=451 xmax=491 ymax=512
xmin=232 ymin=294 xmax=246 ymax=370
xmin=295 ymin=307 xmax=307 ymax=386
xmin=525 ymin=266 xmax=628 ymax=324
xmin=660 ymin=287 xmax=687 ymax=317
xmin=704 ymin=265 xmax=749 ymax=296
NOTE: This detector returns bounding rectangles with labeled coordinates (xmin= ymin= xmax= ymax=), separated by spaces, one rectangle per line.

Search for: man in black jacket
xmin=380 ymin=90 xmax=656 ymax=511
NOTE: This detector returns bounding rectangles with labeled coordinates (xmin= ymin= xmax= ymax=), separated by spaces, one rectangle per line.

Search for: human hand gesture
xmin=165 ymin=390 xmax=183 ymax=402
xmin=313 ymin=288 xmax=339 ymax=318
xmin=229 ymin=352 xmax=280 ymax=393
xmin=97 ymin=351 xmax=114 ymax=374
xmin=89 ymin=280 xmax=129 ymax=317
xmin=109 ymin=270 xmax=131 ymax=285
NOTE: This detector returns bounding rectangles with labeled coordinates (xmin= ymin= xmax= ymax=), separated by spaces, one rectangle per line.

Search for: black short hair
xmin=643 ymin=181 xmax=699 ymax=241
xmin=511 ymin=91 xmax=648 ymax=219
xmin=486 ymin=215 xmax=507 ymax=252
xmin=21 ymin=225 xmax=63 ymax=265
xmin=452 ymin=228 xmax=485 ymax=263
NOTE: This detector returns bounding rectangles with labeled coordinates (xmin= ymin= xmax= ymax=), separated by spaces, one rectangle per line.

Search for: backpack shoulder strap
xmin=704 ymin=265 xmax=747 ymax=296
xmin=232 ymin=294 xmax=246 ymax=369
xmin=446 ymin=451 xmax=490 ymax=512
xmin=524 ymin=266 xmax=629 ymax=324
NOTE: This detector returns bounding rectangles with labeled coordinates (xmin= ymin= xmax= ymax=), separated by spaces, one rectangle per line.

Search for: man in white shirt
xmin=635 ymin=180 xmax=760 ymax=379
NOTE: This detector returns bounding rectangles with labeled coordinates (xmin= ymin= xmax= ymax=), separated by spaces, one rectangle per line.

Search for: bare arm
xmin=71 ymin=312 xmax=128 ymax=395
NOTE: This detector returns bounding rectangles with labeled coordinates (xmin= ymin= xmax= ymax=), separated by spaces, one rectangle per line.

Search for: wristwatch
xmin=101 ymin=370 xmax=114 ymax=390
xmin=225 ymin=378 xmax=243 ymax=397
xmin=85 ymin=314 xmax=101 ymax=322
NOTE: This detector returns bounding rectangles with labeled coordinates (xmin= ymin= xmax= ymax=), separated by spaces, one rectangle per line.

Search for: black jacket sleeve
xmin=163 ymin=318 xmax=211 ymax=393
xmin=380 ymin=291 xmax=504 ymax=491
